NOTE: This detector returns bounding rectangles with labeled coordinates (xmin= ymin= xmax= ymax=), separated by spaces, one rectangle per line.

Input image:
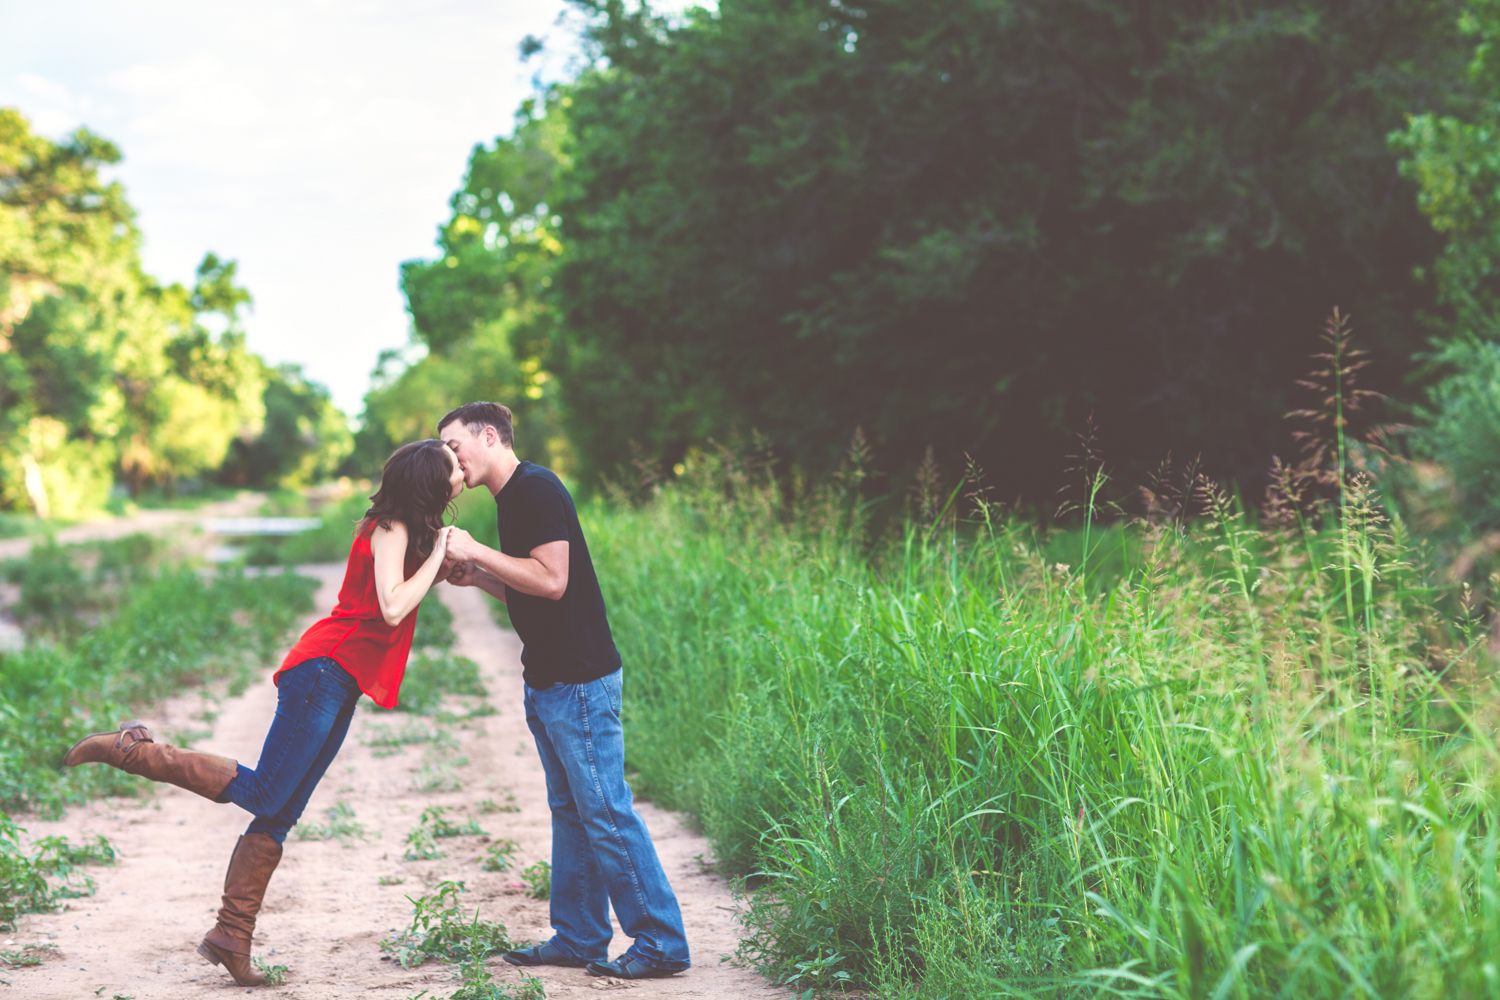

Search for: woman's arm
xmin=370 ymin=522 xmax=452 ymax=626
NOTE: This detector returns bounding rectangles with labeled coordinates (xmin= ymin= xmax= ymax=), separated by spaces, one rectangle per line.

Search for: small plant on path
xmin=404 ymin=806 xmax=482 ymax=860
xmin=521 ymin=861 xmax=550 ymax=900
xmin=447 ymin=931 xmax=547 ymax=999
xmin=420 ymin=805 xmax=485 ymax=838
xmin=1 ymin=816 xmax=115 ymax=929
xmin=404 ymin=826 xmax=444 ymax=861
xmin=294 ymin=801 xmax=367 ymax=844
xmin=252 ymin=956 xmax=289 ymax=985
xmin=383 ymin=880 xmax=513 ymax=969
xmin=476 ymin=795 xmax=518 ymax=814
xmin=481 ymin=839 xmax=518 ymax=872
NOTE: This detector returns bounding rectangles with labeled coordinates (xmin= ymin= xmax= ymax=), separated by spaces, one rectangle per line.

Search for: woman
xmin=62 ymin=438 xmax=465 ymax=986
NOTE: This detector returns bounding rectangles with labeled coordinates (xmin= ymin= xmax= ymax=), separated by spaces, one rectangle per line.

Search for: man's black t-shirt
xmin=494 ymin=462 xmax=621 ymax=689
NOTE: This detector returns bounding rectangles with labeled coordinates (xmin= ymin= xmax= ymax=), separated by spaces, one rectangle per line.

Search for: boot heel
xmin=197 ymin=941 xmax=223 ymax=967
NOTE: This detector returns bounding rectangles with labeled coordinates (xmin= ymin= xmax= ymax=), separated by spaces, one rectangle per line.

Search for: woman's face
xmin=444 ymin=446 xmax=465 ymax=500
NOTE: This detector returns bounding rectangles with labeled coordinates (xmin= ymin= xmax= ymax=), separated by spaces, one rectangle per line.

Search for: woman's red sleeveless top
xmin=277 ymin=525 xmax=424 ymax=709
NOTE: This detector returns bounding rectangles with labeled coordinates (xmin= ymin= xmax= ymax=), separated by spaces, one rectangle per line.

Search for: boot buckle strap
xmin=114 ymin=721 xmax=152 ymax=749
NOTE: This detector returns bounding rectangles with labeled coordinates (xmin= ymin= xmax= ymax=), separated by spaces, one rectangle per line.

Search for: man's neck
xmin=485 ymin=450 xmax=522 ymax=496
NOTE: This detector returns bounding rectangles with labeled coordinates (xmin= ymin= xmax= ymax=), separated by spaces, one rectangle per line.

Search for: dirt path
xmin=0 ymin=493 xmax=265 ymax=563
xmin=9 ymin=571 xmax=778 ymax=1000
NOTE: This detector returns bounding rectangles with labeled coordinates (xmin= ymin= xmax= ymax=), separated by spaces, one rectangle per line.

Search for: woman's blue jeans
xmin=221 ymin=656 xmax=363 ymax=844
xmin=524 ymin=668 xmax=690 ymax=972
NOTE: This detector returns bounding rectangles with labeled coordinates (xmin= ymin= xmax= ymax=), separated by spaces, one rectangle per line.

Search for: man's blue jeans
xmin=221 ymin=656 xmax=363 ymax=844
xmin=525 ymin=668 xmax=690 ymax=971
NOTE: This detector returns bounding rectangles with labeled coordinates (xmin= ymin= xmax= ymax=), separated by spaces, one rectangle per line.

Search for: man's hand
xmin=446 ymin=559 xmax=477 ymax=587
xmin=446 ymin=526 xmax=481 ymax=563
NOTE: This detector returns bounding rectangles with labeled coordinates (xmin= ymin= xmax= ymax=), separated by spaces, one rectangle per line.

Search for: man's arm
xmin=447 ymin=528 xmax=569 ymax=601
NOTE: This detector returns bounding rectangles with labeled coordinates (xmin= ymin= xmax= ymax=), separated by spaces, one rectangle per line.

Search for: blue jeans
xmin=221 ymin=656 xmax=363 ymax=844
xmin=525 ymin=668 xmax=690 ymax=971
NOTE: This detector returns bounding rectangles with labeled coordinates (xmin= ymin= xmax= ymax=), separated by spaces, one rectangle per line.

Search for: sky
xmin=0 ymin=0 xmax=596 ymax=417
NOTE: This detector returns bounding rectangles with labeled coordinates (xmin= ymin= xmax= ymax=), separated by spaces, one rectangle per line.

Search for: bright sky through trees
xmin=0 ymin=0 xmax=584 ymax=416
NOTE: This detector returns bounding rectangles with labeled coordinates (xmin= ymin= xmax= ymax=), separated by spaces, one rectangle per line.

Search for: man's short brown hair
xmin=438 ymin=402 xmax=514 ymax=448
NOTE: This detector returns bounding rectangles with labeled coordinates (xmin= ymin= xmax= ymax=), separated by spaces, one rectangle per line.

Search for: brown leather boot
xmin=197 ymin=833 xmax=283 ymax=986
xmin=62 ymin=721 xmax=239 ymax=801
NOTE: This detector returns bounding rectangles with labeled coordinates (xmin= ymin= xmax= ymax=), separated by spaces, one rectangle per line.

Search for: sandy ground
xmin=0 ymin=493 xmax=266 ymax=564
xmin=5 ymin=568 xmax=780 ymax=1000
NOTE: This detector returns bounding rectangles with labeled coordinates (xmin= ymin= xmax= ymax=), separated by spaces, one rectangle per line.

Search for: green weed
xmin=481 ymin=840 xmax=518 ymax=872
xmin=411 ymin=756 xmax=467 ymax=793
xmin=419 ymin=806 xmax=485 ymax=839
xmin=449 ymin=931 xmax=547 ymax=999
xmin=294 ymin=801 xmax=368 ymax=844
xmin=521 ymin=862 xmax=550 ymax=901
xmin=0 ymin=942 xmax=55 ymax=967
xmin=363 ymin=718 xmax=443 ymax=752
xmin=398 ymin=651 xmax=487 ymax=716
xmin=404 ymin=806 xmax=482 ymax=860
xmin=382 ymin=880 xmax=513 ymax=968
xmin=251 ymin=956 xmax=289 ymax=986
xmin=404 ymin=827 xmax=444 ymax=862
xmin=476 ymin=796 xmax=518 ymax=814
xmin=0 ymin=815 xmax=114 ymax=930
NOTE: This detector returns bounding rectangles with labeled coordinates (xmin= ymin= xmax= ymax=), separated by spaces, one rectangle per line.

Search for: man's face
xmin=439 ymin=420 xmax=488 ymax=488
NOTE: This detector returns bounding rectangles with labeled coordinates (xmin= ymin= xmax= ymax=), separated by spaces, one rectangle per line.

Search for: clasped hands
xmin=440 ymin=527 xmax=483 ymax=587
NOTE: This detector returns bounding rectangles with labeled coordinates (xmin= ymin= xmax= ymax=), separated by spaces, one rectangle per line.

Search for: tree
xmin=220 ymin=363 xmax=352 ymax=490
xmin=1391 ymin=0 xmax=1500 ymax=536
xmin=1 ymin=108 xmax=267 ymax=514
xmin=354 ymin=101 xmax=570 ymax=476
xmin=549 ymin=0 xmax=1469 ymax=495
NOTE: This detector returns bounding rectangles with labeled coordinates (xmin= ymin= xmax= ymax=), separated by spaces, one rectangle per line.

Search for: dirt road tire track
xmin=10 ymin=569 xmax=778 ymax=999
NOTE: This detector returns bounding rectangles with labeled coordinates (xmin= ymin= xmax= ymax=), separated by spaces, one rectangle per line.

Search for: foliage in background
xmin=220 ymin=362 xmax=353 ymax=490
xmin=0 ymin=536 xmax=316 ymax=815
xmin=1392 ymin=2 xmax=1500 ymax=586
xmin=586 ymin=430 xmax=1500 ymax=996
xmin=533 ymin=0 xmax=1470 ymax=496
xmin=0 ymin=107 xmax=351 ymax=516
xmin=350 ymin=101 xmax=568 ymax=478
xmin=0 ymin=109 xmax=267 ymax=514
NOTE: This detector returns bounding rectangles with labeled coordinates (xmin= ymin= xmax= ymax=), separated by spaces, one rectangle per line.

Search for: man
xmin=438 ymin=401 xmax=690 ymax=981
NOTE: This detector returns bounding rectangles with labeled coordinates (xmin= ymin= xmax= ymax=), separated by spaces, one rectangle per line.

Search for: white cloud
xmin=19 ymin=73 xmax=72 ymax=103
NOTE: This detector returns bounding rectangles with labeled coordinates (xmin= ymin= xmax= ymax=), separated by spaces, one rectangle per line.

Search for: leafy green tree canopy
xmin=1 ymin=107 xmax=350 ymax=514
xmin=549 ymin=0 xmax=1469 ymax=496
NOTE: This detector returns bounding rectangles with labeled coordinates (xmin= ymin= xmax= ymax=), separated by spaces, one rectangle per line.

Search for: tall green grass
xmin=585 ymin=448 xmax=1500 ymax=998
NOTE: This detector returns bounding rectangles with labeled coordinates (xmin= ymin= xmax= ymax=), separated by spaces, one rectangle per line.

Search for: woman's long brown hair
xmin=357 ymin=439 xmax=453 ymax=558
